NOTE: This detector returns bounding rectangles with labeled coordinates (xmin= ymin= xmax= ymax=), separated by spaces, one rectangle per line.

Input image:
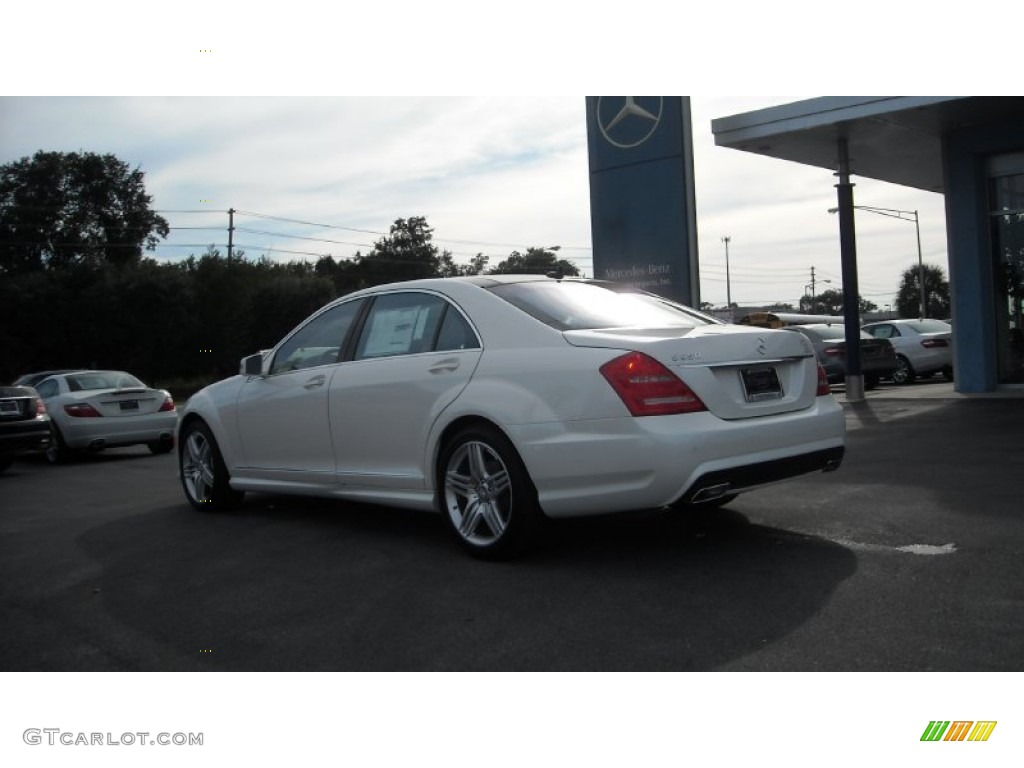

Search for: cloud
xmin=0 ymin=95 xmax=949 ymax=305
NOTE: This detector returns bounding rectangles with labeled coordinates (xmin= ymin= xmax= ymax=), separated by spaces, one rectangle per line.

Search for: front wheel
xmin=179 ymin=420 xmax=243 ymax=511
xmin=438 ymin=425 xmax=541 ymax=560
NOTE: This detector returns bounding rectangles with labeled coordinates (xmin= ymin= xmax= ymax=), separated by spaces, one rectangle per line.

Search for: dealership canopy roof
xmin=711 ymin=97 xmax=1024 ymax=193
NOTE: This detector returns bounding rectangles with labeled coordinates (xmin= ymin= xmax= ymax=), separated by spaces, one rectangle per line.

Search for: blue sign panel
xmin=586 ymin=96 xmax=700 ymax=305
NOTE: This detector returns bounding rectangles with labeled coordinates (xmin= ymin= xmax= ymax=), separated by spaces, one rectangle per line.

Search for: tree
xmin=439 ymin=251 xmax=489 ymax=277
xmin=354 ymin=216 xmax=441 ymax=287
xmin=0 ymin=150 xmax=169 ymax=274
xmin=895 ymin=263 xmax=950 ymax=318
xmin=489 ymin=247 xmax=579 ymax=276
xmin=800 ymin=288 xmax=877 ymax=315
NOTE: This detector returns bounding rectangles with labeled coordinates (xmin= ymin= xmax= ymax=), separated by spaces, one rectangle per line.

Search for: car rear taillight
xmin=158 ymin=394 xmax=175 ymax=412
xmin=35 ymin=398 xmax=47 ymax=416
xmin=816 ymin=365 xmax=832 ymax=396
xmin=822 ymin=346 xmax=843 ymax=357
xmin=600 ymin=352 xmax=707 ymax=416
xmin=921 ymin=338 xmax=949 ymax=348
xmin=64 ymin=403 xmax=102 ymax=418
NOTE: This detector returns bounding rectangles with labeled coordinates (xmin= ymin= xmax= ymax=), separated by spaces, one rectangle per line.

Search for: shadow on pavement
xmin=52 ymin=496 xmax=858 ymax=671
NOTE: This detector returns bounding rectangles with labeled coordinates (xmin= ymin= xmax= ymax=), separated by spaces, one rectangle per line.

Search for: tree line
xmin=0 ymin=151 xmax=578 ymax=390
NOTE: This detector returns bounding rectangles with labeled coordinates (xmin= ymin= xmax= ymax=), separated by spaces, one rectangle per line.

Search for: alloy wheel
xmin=443 ymin=440 xmax=513 ymax=547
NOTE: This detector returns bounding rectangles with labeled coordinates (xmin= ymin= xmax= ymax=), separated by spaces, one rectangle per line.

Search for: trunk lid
xmin=564 ymin=324 xmax=821 ymax=419
xmin=68 ymin=388 xmax=167 ymax=417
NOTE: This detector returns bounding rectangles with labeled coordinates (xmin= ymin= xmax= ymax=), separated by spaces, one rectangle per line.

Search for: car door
xmin=328 ymin=291 xmax=482 ymax=490
xmin=235 ymin=298 xmax=365 ymax=484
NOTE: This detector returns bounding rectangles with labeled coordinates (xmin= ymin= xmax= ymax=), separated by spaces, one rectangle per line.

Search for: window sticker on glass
xmin=361 ymin=308 xmax=423 ymax=357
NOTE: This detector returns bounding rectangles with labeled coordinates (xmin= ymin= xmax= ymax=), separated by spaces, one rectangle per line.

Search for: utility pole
xmin=810 ymin=265 xmax=817 ymax=311
xmin=227 ymin=208 xmax=235 ymax=259
xmin=914 ymin=210 xmax=926 ymax=317
xmin=722 ymin=236 xmax=731 ymax=309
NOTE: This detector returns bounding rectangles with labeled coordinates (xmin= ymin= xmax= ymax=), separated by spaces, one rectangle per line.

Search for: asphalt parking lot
xmin=2 ymin=379 xmax=1023 ymax=671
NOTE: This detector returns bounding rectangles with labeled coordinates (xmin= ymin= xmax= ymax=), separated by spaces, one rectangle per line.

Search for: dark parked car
xmin=0 ymin=386 xmax=51 ymax=472
xmin=782 ymin=324 xmax=898 ymax=389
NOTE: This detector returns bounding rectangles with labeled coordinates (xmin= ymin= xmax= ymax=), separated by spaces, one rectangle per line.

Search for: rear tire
xmin=438 ymin=424 xmax=541 ymax=560
xmin=179 ymin=420 xmax=243 ymax=511
xmin=147 ymin=440 xmax=174 ymax=455
xmin=45 ymin=425 xmax=71 ymax=464
xmin=892 ymin=355 xmax=916 ymax=385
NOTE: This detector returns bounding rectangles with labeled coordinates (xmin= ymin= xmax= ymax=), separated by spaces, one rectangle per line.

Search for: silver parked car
xmin=860 ymin=319 xmax=953 ymax=385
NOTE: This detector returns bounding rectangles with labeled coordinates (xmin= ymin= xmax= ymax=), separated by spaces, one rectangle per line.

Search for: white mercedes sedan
xmin=177 ymin=276 xmax=845 ymax=558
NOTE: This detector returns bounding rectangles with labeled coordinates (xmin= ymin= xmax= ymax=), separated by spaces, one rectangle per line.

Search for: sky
xmin=0 ymin=94 xmax=952 ymax=310
xmin=2 ymin=1 xmax=1000 ymax=314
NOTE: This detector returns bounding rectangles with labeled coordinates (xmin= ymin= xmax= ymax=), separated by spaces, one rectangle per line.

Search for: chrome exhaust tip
xmin=690 ymin=483 xmax=732 ymax=504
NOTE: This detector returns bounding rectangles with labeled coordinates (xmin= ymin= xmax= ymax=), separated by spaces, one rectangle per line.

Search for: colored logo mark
xmin=921 ymin=721 xmax=997 ymax=742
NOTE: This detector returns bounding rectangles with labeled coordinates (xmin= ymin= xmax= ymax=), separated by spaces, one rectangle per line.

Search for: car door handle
xmin=428 ymin=358 xmax=460 ymax=374
xmin=304 ymin=374 xmax=326 ymax=389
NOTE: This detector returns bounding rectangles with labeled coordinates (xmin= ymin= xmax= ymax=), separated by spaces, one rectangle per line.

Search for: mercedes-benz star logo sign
xmin=596 ymin=96 xmax=664 ymax=149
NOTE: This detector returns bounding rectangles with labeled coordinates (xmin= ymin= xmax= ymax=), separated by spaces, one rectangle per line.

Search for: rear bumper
xmin=823 ymin=358 xmax=898 ymax=382
xmin=58 ymin=412 xmax=178 ymax=449
xmin=506 ymin=396 xmax=846 ymax=518
xmin=675 ymin=446 xmax=844 ymax=504
xmin=0 ymin=419 xmax=52 ymax=456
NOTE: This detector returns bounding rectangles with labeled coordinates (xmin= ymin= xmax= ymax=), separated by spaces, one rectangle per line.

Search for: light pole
xmin=828 ymin=205 xmax=926 ymax=318
xmin=722 ymin=236 xmax=731 ymax=309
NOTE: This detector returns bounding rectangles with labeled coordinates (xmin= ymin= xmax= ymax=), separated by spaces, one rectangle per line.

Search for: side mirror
xmin=241 ymin=353 xmax=266 ymax=377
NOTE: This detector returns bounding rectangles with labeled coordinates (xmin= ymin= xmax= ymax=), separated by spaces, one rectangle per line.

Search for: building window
xmin=988 ymin=153 xmax=1024 ymax=384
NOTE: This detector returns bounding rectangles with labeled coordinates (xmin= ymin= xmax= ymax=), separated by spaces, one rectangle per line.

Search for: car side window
xmin=354 ymin=293 xmax=448 ymax=360
xmin=270 ymin=299 xmax=363 ymax=375
xmin=868 ymin=325 xmax=895 ymax=339
xmin=35 ymin=378 xmax=59 ymax=398
xmin=435 ymin=306 xmax=481 ymax=351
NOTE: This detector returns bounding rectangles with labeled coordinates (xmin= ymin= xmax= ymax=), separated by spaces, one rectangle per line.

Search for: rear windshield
xmin=487 ymin=281 xmax=715 ymax=331
xmin=789 ymin=326 xmax=873 ymax=342
xmin=902 ymin=319 xmax=951 ymax=333
xmin=66 ymin=372 xmax=145 ymax=392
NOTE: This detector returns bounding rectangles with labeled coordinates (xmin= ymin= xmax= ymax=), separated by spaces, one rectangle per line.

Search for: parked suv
xmin=860 ymin=319 xmax=953 ymax=384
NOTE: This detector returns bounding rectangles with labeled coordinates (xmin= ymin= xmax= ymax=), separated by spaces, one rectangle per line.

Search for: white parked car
xmin=177 ymin=276 xmax=846 ymax=558
xmin=860 ymin=318 xmax=953 ymax=384
xmin=33 ymin=370 xmax=178 ymax=462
